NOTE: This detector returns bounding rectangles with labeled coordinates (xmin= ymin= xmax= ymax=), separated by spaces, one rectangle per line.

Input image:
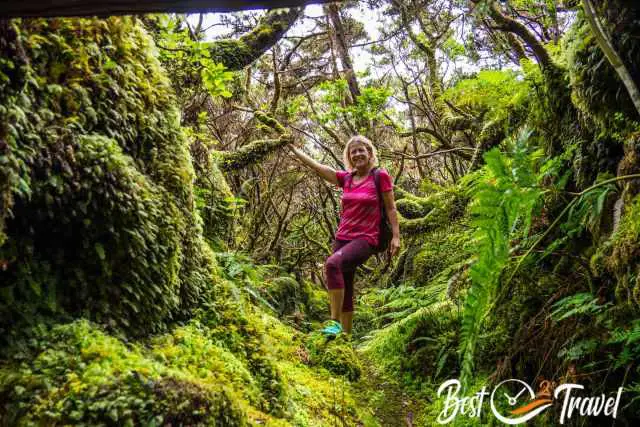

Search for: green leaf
xmin=95 ymin=243 xmax=106 ymax=261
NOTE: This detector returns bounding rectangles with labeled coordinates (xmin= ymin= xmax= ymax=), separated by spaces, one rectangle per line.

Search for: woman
xmin=288 ymin=135 xmax=400 ymax=336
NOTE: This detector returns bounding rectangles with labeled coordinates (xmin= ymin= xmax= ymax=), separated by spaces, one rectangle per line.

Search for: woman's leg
xmin=328 ymin=289 xmax=344 ymax=323
xmin=324 ymin=239 xmax=374 ymax=331
xmin=341 ymin=269 xmax=355 ymax=333
xmin=325 ymin=240 xmax=348 ymax=323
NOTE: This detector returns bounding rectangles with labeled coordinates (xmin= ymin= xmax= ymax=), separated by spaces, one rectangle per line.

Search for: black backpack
xmin=372 ymin=167 xmax=392 ymax=253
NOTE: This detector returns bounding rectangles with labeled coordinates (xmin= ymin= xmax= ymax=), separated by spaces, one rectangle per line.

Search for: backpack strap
xmin=372 ymin=167 xmax=384 ymax=216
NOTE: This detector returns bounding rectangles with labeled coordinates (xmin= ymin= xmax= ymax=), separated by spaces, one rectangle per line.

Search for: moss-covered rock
xmin=302 ymin=280 xmax=330 ymax=322
xmin=260 ymin=276 xmax=328 ymax=323
xmin=0 ymin=18 xmax=219 ymax=335
xmin=396 ymin=198 xmax=429 ymax=219
xmin=263 ymin=276 xmax=301 ymax=316
xmin=305 ymin=332 xmax=362 ymax=382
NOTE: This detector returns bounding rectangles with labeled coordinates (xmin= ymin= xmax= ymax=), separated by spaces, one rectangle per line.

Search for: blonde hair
xmin=342 ymin=135 xmax=378 ymax=171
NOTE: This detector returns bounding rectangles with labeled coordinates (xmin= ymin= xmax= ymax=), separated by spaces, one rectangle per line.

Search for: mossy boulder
xmin=305 ymin=332 xmax=362 ymax=381
xmin=260 ymin=276 xmax=328 ymax=323
xmin=396 ymin=198 xmax=429 ymax=219
xmin=302 ymin=281 xmax=330 ymax=322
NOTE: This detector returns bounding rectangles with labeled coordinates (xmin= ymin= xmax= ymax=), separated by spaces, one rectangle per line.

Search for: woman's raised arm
xmin=288 ymin=144 xmax=339 ymax=186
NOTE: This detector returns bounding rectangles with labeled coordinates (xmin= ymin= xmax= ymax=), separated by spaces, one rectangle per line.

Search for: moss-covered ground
xmin=0 ymin=288 xmax=428 ymax=426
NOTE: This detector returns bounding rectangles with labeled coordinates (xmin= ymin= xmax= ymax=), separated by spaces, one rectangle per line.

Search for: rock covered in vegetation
xmin=305 ymin=332 xmax=362 ymax=381
xmin=0 ymin=320 xmax=247 ymax=426
xmin=0 ymin=18 xmax=223 ymax=335
xmin=260 ymin=276 xmax=328 ymax=322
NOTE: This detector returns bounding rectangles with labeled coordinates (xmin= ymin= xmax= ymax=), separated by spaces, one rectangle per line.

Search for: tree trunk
xmin=583 ymin=0 xmax=640 ymax=118
xmin=326 ymin=3 xmax=361 ymax=104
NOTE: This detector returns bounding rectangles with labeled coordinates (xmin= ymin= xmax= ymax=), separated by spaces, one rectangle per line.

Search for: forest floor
xmin=353 ymin=353 xmax=424 ymax=427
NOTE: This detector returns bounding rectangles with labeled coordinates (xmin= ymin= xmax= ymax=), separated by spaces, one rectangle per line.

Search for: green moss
xmin=398 ymin=186 xmax=468 ymax=235
xmin=219 ymin=136 xmax=292 ymax=172
xmin=565 ymin=10 xmax=640 ymax=129
xmin=396 ymin=198 xmax=429 ymax=219
xmin=262 ymin=276 xmax=300 ymax=316
xmin=0 ymin=320 xmax=247 ymax=426
xmin=259 ymin=276 xmax=327 ymax=323
xmin=153 ymin=376 xmax=246 ymax=426
xmin=208 ymin=39 xmax=253 ymax=71
xmin=302 ymin=281 xmax=329 ymax=322
xmin=590 ymin=194 xmax=640 ymax=307
xmin=411 ymin=224 xmax=472 ymax=286
xmin=601 ymin=194 xmax=640 ymax=273
xmin=0 ymin=18 xmax=218 ymax=335
xmin=207 ymin=8 xmax=301 ymax=71
xmin=192 ymin=143 xmax=237 ymax=246
xmin=305 ymin=333 xmax=362 ymax=381
xmin=361 ymin=302 xmax=458 ymax=385
xmin=255 ymin=111 xmax=287 ymax=134
xmin=149 ymin=323 xmax=262 ymax=405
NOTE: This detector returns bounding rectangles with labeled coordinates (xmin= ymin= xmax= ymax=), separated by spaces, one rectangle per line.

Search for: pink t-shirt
xmin=335 ymin=168 xmax=393 ymax=247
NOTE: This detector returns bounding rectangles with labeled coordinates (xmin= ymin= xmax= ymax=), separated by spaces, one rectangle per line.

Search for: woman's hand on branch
xmin=287 ymin=143 xmax=338 ymax=186
xmin=390 ymin=235 xmax=401 ymax=258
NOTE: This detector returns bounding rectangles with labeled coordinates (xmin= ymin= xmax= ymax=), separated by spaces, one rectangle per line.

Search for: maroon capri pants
xmin=324 ymin=238 xmax=375 ymax=312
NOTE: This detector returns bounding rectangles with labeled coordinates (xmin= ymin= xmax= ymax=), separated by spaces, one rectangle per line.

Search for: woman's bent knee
xmin=325 ymin=255 xmax=344 ymax=290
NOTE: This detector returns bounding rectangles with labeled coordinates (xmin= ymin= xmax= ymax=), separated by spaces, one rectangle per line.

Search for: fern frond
xmin=459 ymin=129 xmax=546 ymax=390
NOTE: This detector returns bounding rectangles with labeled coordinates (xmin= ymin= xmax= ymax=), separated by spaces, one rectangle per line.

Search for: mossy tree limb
xmin=209 ymin=8 xmax=302 ymax=71
xmin=218 ymin=111 xmax=292 ymax=171
xmin=219 ymin=136 xmax=292 ymax=172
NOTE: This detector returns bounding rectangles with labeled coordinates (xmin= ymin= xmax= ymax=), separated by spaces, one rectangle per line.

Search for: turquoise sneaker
xmin=320 ymin=320 xmax=343 ymax=336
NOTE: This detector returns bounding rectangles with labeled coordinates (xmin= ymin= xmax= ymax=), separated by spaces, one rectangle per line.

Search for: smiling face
xmin=348 ymin=142 xmax=371 ymax=170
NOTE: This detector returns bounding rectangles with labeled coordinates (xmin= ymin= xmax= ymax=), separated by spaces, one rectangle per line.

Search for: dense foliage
xmin=2 ymin=0 xmax=640 ymax=425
